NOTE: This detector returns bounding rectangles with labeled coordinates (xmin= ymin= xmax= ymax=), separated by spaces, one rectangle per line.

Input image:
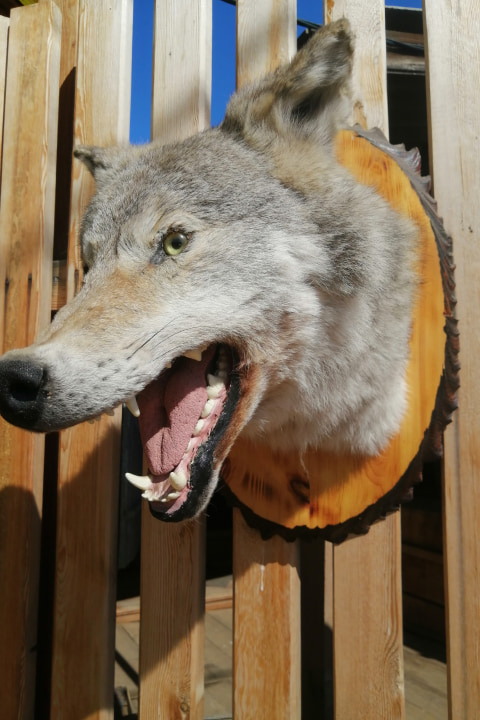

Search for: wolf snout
xmin=0 ymin=357 xmax=46 ymax=430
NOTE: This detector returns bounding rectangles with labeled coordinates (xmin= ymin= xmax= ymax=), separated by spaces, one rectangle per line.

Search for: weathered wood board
xmin=328 ymin=3 xmax=405 ymax=719
xmin=138 ymin=2 xmax=212 ymax=719
xmin=0 ymin=4 xmax=61 ymax=719
xmin=0 ymin=15 xmax=9 ymax=182
xmin=49 ymin=3 xmax=132 ymax=719
xmin=424 ymin=1 xmax=479 ymax=717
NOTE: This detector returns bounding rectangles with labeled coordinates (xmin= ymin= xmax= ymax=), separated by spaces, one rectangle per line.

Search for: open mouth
xmin=124 ymin=343 xmax=240 ymax=521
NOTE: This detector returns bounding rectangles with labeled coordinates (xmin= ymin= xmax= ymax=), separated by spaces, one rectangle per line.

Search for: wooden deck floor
xmin=114 ymin=576 xmax=447 ymax=720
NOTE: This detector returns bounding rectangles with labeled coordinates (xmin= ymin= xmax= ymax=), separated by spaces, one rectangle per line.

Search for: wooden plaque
xmin=223 ymin=127 xmax=459 ymax=542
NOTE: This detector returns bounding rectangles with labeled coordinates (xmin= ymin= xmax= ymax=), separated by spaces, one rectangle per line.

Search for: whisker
xmin=127 ymin=323 xmax=222 ymax=361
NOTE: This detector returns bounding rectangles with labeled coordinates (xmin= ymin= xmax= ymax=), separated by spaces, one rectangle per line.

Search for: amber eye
xmin=163 ymin=230 xmax=189 ymax=256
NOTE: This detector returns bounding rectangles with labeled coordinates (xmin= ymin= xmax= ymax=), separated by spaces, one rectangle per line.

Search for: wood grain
xmin=0 ymin=16 xmax=9 ymax=187
xmin=325 ymin=3 xmax=405 ymax=719
xmin=50 ymin=3 xmax=133 ymax=719
xmin=325 ymin=0 xmax=388 ymax=132
xmin=151 ymin=0 xmax=212 ymax=144
xmin=233 ymin=3 xmax=301 ymax=719
xmin=39 ymin=0 xmax=82 ymax=260
xmin=0 ymin=4 xmax=61 ymax=719
xmin=233 ymin=510 xmax=301 ymax=720
xmin=140 ymin=512 xmax=206 ymax=720
xmin=236 ymin=0 xmax=296 ymax=88
xmin=138 ymin=3 xmax=211 ymax=719
xmin=423 ymin=1 xmax=480 ymax=717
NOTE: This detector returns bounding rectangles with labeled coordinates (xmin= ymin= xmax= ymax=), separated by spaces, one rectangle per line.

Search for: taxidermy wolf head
xmin=0 ymin=20 xmax=419 ymax=521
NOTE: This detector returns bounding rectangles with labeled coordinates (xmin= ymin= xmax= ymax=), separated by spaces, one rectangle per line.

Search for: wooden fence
xmin=0 ymin=0 xmax=478 ymax=718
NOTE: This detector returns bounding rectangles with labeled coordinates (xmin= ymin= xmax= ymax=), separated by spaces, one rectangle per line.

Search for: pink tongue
xmin=136 ymin=347 xmax=215 ymax=476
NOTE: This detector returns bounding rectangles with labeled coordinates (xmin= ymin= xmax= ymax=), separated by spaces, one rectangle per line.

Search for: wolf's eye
xmin=163 ymin=231 xmax=188 ymax=256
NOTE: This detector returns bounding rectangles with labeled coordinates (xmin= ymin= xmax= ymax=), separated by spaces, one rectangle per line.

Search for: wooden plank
xmin=138 ymin=3 xmax=211 ymax=719
xmin=49 ymin=3 xmax=133 ymax=719
xmin=423 ymin=2 xmax=480 ymax=718
xmin=235 ymin=0 xmax=296 ymax=87
xmin=233 ymin=3 xmax=300 ymax=719
xmin=325 ymin=0 xmax=388 ymax=132
xmin=151 ymin=0 xmax=212 ymax=143
xmin=233 ymin=511 xmax=301 ymax=720
xmin=39 ymin=0 xmax=81 ymax=261
xmin=0 ymin=15 xmax=9 ymax=184
xmin=0 ymin=4 xmax=61 ymax=720
xmin=325 ymin=3 xmax=405 ymax=719
xmin=404 ymin=645 xmax=447 ymax=720
xmin=140 ymin=510 xmax=206 ymax=719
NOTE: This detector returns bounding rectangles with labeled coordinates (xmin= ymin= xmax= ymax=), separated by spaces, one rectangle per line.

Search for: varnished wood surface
xmin=0 ymin=5 xmax=61 ymax=719
xmin=138 ymin=3 xmax=212 ymax=720
xmin=424 ymin=1 xmax=480 ymax=718
xmin=49 ymin=3 xmax=132 ymax=719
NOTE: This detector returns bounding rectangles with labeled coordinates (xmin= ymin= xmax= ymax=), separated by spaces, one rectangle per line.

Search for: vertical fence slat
xmin=233 ymin=3 xmax=300 ymax=719
xmin=49 ymin=2 xmax=132 ymax=719
xmin=0 ymin=15 xmax=9 ymax=181
xmin=423 ymin=2 xmax=480 ymax=717
xmin=234 ymin=513 xmax=301 ymax=720
xmin=235 ymin=0 xmax=296 ymax=87
xmin=138 ymin=2 xmax=211 ymax=718
xmin=326 ymin=3 xmax=406 ymax=719
xmin=0 ymin=4 xmax=61 ymax=719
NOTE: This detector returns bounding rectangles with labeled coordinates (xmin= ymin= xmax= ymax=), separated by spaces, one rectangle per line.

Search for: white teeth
xmin=166 ymin=491 xmax=181 ymax=500
xmin=183 ymin=349 xmax=203 ymax=361
xmin=126 ymin=473 xmax=152 ymax=491
xmin=194 ymin=419 xmax=205 ymax=436
xmin=185 ymin=439 xmax=193 ymax=453
xmin=201 ymin=398 xmax=215 ymax=418
xmin=206 ymin=385 xmax=221 ymax=400
xmin=125 ymin=396 xmax=140 ymax=417
xmin=216 ymin=369 xmax=228 ymax=380
xmin=169 ymin=471 xmax=187 ymax=491
xmin=207 ymin=374 xmax=225 ymax=398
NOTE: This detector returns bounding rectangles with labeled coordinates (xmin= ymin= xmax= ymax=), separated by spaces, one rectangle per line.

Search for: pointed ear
xmin=222 ymin=19 xmax=353 ymax=147
xmin=73 ymin=145 xmax=132 ymax=185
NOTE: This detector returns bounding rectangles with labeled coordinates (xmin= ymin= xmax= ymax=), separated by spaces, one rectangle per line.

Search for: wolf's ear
xmin=73 ymin=145 xmax=131 ymax=185
xmin=222 ymin=19 xmax=353 ymax=147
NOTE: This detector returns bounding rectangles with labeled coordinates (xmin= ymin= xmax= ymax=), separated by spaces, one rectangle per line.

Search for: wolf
xmin=0 ymin=20 xmax=420 ymax=523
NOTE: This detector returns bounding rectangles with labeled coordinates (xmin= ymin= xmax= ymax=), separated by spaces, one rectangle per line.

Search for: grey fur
xmin=0 ymin=20 xmax=418 ymax=514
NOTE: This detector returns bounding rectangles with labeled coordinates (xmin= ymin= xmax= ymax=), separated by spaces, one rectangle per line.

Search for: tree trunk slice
xmin=222 ymin=127 xmax=459 ymax=542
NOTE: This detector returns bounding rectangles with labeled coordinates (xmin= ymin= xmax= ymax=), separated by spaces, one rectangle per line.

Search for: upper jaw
xmin=0 ymin=338 xmax=266 ymax=522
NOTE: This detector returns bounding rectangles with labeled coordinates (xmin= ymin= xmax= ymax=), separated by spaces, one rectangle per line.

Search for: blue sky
xmin=130 ymin=0 xmax=422 ymax=143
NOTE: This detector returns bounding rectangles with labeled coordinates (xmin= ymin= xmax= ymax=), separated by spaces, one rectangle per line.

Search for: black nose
xmin=0 ymin=359 xmax=45 ymax=429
